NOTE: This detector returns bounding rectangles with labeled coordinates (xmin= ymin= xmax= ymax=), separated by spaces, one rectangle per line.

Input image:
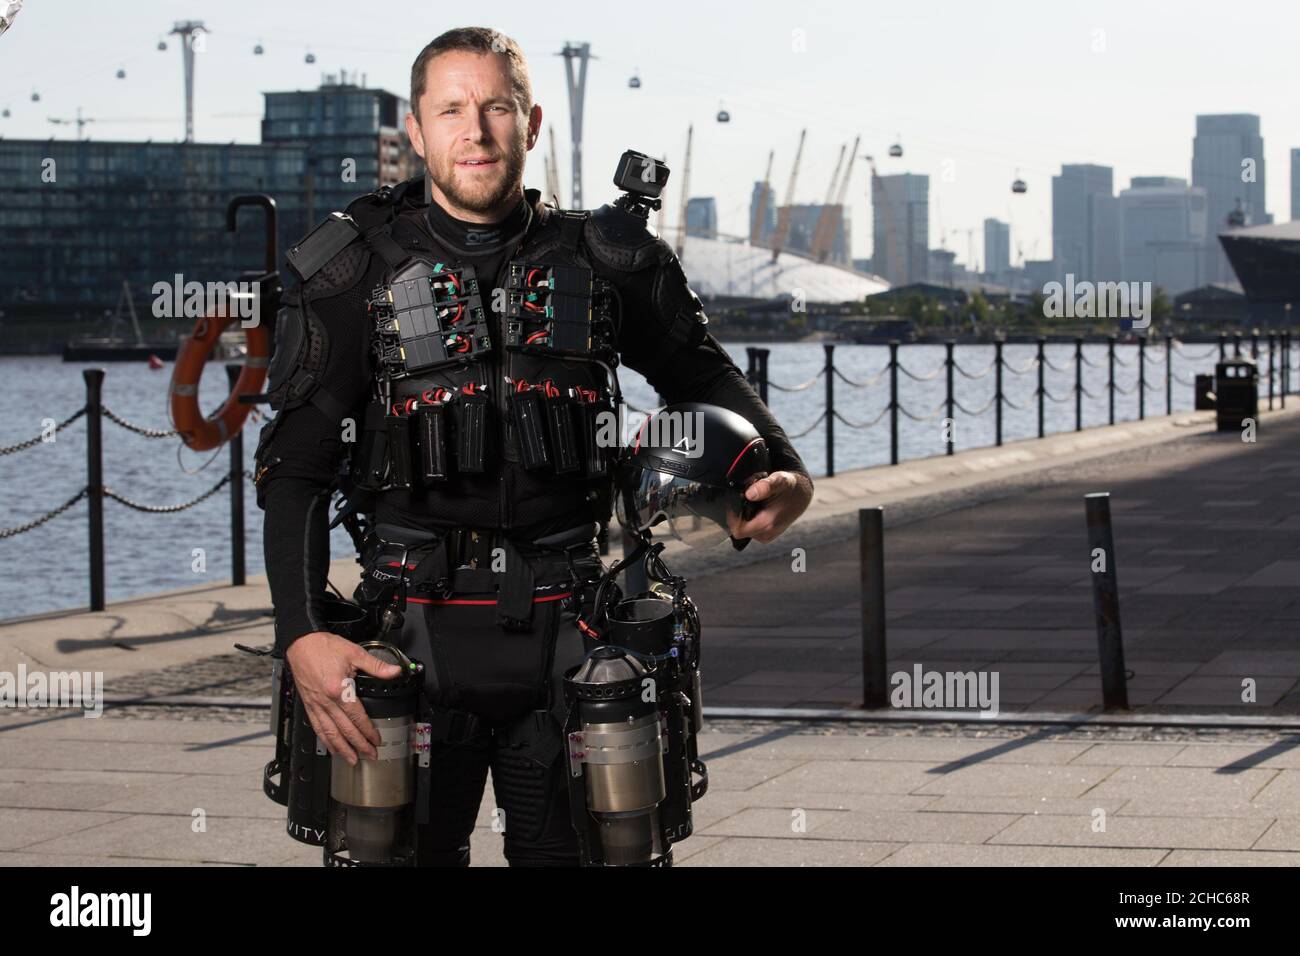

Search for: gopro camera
xmin=612 ymin=150 xmax=670 ymax=220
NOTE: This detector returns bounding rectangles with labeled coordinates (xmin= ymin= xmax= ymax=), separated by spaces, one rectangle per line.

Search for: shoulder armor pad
xmin=285 ymin=212 xmax=361 ymax=284
xmin=301 ymin=241 xmax=370 ymax=299
xmin=584 ymin=204 xmax=666 ymax=272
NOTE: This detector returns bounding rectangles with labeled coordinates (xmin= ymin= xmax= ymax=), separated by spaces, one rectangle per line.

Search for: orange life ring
xmin=170 ymin=311 xmax=271 ymax=451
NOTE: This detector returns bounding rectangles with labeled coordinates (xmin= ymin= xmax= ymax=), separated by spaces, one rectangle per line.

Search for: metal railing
xmin=2 ymin=367 xmax=254 ymax=611
xmin=743 ymin=331 xmax=1296 ymax=477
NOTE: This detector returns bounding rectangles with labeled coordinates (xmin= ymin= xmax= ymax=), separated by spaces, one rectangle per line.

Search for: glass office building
xmin=0 ymin=73 xmax=421 ymax=312
xmin=0 ymin=139 xmax=309 ymax=307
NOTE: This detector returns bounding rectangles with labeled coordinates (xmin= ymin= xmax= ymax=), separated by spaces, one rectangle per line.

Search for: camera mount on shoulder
xmin=611 ymin=149 xmax=671 ymax=221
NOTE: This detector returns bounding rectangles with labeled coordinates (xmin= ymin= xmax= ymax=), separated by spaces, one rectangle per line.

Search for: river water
xmin=0 ymin=340 xmax=1279 ymax=619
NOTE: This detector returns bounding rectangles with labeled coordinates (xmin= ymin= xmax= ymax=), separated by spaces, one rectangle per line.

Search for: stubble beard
xmin=431 ymin=125 xmax=527 ymax=215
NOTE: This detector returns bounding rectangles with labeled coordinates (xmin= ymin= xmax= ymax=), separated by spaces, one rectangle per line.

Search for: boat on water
xmin=61 ymin=279 xmax=178 ymax=362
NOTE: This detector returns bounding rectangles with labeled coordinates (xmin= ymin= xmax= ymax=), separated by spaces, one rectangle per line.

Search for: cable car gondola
xmin=628 ymin=69 xmax=641 ymax=89
xmin=116 ymin=66 xmax=126 ymax=79
xmin=254 ymin=41 xmax=264 ymax=55
xmin=1011 ymin=177 xmax=1027 ymax=194
xmin=716 ymin=102 xmax=730 ymax=123
xmin=305 ymin=51 xmax=316 ymax=64
xmin=157 ymin=39 xmax=167 ymax=51
xmin=30 ymin=89 xmax=39 ymax=102
xmin=1 ymin=107 xmax=9 ymax=119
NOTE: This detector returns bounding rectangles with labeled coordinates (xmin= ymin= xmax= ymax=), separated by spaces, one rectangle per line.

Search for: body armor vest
xmin=339 ymin=184 xmax=623 ymax=534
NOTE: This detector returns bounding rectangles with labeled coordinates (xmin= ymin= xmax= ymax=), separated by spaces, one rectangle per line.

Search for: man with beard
xmin=255 ymin=27 xmax=813 ymax=866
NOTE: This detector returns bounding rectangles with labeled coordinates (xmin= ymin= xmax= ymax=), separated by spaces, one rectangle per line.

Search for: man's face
xmin=405 ymin=50 xmax=541 ymax=220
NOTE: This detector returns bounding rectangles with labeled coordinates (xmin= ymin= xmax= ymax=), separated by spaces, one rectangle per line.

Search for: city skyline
xmin=1 ymin=0 xmax=1297 ymax=273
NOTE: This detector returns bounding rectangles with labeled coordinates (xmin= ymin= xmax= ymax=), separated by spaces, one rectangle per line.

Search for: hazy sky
xmin=2 ymin=0 xmax=1296 ymax=270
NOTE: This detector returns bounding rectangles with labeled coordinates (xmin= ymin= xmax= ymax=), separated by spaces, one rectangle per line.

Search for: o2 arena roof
xmin=663 ymin=232 xmax=890 ymax=303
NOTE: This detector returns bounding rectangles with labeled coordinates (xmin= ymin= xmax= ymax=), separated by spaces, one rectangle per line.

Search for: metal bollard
xmin=1084 ymin=492 xmax=1130 ymax=711
xmin=859 ymin=507 xmax=888 ymax=709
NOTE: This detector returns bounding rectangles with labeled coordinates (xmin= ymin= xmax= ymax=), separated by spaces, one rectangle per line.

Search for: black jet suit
xmin=255 ymin=176 xmax=812 ymax=866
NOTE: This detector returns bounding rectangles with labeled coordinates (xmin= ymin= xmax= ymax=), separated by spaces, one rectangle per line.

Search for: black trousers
xmin=388 ymin=554 xmax=594 ymax=867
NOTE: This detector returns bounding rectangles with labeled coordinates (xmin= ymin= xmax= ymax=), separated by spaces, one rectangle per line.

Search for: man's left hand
xmin=731 ymin=471 xmax=814 ymax=544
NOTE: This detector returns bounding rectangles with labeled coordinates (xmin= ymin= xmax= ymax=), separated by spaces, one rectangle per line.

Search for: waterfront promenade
xmin=1 ymin=403 xmax=1299 ymax=865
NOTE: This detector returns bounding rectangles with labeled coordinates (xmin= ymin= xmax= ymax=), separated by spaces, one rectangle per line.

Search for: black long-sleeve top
xmin=257 ymin=192 xmax=812 ymax=653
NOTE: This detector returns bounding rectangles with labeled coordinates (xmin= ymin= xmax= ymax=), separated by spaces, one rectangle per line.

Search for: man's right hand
xmin=285 ymin=631 xmax=404 ymax=766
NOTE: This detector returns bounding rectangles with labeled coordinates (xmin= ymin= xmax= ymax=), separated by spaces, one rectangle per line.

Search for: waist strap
xmin=369 ymin=523 xmax=597 ymax=632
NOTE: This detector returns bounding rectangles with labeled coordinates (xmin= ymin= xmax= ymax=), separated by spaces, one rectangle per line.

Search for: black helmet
xmin=616 ymin=402 xmax=770 ymax=549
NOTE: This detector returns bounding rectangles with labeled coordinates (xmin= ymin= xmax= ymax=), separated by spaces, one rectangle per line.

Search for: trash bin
xmin=1194 ymin=374 xmax=1215 ymax=410
xmin=1215 ymin=358 xmax=1258 ymax=432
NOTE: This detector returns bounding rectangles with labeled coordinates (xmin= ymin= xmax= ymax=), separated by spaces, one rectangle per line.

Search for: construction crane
xmin=808 ymin=143 xmax=845 ymax=262
xmin=674 ymin=123 xmax=693 ymax=260
xmin=750 ymin=149 xmax=774 ymax=247
xmin=48 ymin=109 xmax=176 ymax=141
xmin=47 ymin=108 xmax=95 ymax=140
xmin=770 ymin=128 xmax=806 ymax=263
xmin=811 ymin=134 xmax=860 ymax=263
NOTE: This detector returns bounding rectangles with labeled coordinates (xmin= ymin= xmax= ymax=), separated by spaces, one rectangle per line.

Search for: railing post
xmin=84 ymin=369 xmax=106 ymax=612
xmin=1218 ymin=331 xmax=1226 ymax=361
xmin=1234 ymin=331 xmax=1242 ymax=357
xmin=994 ymin=340 xmax=1004 ymax=446
xmin=1036 ymin=336 xmax=1045 ymax=439
xmin=859 ymin=507 xmax=888 ymax=709
xmin=1107 ymin=334 xmax=1116 ymax=426
xmin=745 ymin=346 xmax=757 ymax=390
xmin=888 ymin=340 xmax=899 ymax=465
xmin=1268 ymin=333 xmax=1275 ymax=411
xmin=823 ymin=343 xmax=835 ymax=478
xmin=1165 ymin=333 xmax=1173 ymax=415
xmin=1075 ymin=336 xmax=1083 ymax=432
xmin=1085 ymin=492 xmax=1130 ymax=711
xmin=1251 ymin=330 xmax=1259 ymax=361
xmin=945 ymin=340 xmax=955 ymax=456
xmin=226 ymin=365 xmax=246 ymax=587
xmin=1138 ymin=336 xmax=1146 ymax=420
xmin=1283 ymin=330 xmax=1289 ymax=400
xmin=757 ymin=348 xmax=770 ymax=406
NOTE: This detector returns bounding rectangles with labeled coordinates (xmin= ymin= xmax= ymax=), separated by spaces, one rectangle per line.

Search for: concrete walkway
xmin=0 ymin=711 xmax=1296 ymax=866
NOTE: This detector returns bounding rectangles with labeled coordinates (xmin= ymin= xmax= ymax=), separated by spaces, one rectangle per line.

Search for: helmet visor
xmin=617 ymin=466 xmax=750 ymax=548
